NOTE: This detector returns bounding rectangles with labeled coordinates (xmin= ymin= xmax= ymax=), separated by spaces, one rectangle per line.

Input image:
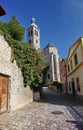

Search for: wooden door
xmin=0 ymin=74 xmax=9 ymax=113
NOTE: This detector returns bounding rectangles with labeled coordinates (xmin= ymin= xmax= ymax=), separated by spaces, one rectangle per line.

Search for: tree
xmin=0 ymin=15 xmax=25 ymax=41
xmin=53 ymin=81 xmax=63 ymax=92
xmin=21 ymin=46 xmax=47 ymax=88
xmin=7 ymin=16 xmax=25 ymax=41
xmin=0 ymin=21 xmax=8 ymax=35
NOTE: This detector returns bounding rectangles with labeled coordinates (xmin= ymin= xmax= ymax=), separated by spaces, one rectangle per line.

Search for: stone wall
xmin=10 ymin=61 xmax=33 ymax=111
xmin=0 ymin=35 xmax=33 ymax=111
xmin=0 ymin=35 xmax=11 ymax=76
xmin=60 ymin=59 xmax=67 ymax=93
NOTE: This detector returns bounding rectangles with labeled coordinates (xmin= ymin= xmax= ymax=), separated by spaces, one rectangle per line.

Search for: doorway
xmin=72 ymin=78 xmax=75 ymax=96
xmin=0 ymin=74 xmax=9 ymax=113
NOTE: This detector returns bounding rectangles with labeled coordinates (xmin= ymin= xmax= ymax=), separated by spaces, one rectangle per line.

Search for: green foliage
xmin=0 ymin=16 xmax=47 ymax=88
xmin=53 ymin=81 xmax=62 ymax=87
xmin=53 ymin=81 xmax=63 ymax=92
xmin=0 ymin=29 xmax=4 ymax=35
xmin=7 ymin=16 xmax=25 ymax=41
xmin=0 ymin=21 xmax=8 ymax=36
xmin=20 ymin=46 xmax=47 ymax=87
xmin=0 ymin=15 xmax=25 ymax=41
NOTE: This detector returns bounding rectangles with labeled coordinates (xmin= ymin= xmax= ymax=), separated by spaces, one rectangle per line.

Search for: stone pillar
xmin=50 ymin=52 xmax=55 ymax=81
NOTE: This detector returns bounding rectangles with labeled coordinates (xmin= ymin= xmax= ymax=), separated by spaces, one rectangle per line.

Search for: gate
xmin=0 ymin=74 xmax=9 ymax=113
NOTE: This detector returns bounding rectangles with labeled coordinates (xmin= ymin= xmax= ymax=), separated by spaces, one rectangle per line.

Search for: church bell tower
xmin=27 ymin=18 xmax=40 ymax=49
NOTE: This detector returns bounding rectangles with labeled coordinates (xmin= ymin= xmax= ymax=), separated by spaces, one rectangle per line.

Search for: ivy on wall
xmin=0 ymin=16 xmax=47 ymax=88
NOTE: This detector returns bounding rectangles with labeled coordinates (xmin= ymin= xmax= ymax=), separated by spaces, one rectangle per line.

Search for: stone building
xmin=43 ymin=43 xmax=60 ymax=84
xmin=27 ymin=18 xmax=40 ymax=49
xmin=27 ymin=18 xmax=60 ymax=84
xmin=66 ymin=37 xmax=83 ymax=96
xmin=60 ymin=59 xmax=67 ymax=93
xmin=0 ymin=35 xmax=33 ymax=113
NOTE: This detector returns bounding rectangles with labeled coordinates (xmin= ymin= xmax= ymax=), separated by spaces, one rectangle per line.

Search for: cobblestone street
xmin=0 ymin=87 xmax=83 ymax=130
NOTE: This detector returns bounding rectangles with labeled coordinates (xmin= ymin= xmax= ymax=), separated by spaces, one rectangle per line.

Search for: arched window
xmin=36 ymin=31 xmax=38 ymax=36
xmin=68 ymin=64 xmax=70 ymax=73
xmin=36 ymin=39 xmax=38 ymax=43
xmin=29 ymin=39 xmax=31 ymax=44
xmin=35 ymin=30 xmax=38 ymax=36
xmin=35 ymin=30 xmax=36 ymax=35
xmin=69 ymin=81 xmax=71 ymax=91
xmin=29 ymin=31 xmax=30 ymax=36
xmin=31 ymin=30 xmax=33 ymax=35
xmin=74 ymin=53 xmax=78 ymax=66
xmin=48 ymin=74 xmax=50 ymax=79
xmin=76 ymin=77 xmax=80 ymax=91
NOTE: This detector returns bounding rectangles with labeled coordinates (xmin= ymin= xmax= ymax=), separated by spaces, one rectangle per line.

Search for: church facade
xmin=27 ymin=18 xmax=61 ymax=84
xmin=43 ymin=43 xmax=60 ymax=84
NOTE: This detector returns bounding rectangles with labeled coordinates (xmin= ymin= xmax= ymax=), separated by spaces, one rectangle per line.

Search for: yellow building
xmin=66 ymin=37 xmax=83 ymax=96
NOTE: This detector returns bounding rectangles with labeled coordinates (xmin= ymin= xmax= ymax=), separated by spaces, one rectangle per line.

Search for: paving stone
xmin=0 ymin=87 xmax=83 ymax=130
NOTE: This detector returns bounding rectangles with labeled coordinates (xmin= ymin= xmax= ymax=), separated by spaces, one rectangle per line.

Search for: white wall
xmin=0 ymin=35 xmax=33 ymax=111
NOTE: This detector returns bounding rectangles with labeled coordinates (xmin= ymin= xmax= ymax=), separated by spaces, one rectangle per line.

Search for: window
xmin=36 ymin=39 xmax=38 ymax=43
xmin=76 ymin=77 xmax=80 ymax=91
xmin=31 ymin=30 xmax=33 ymax=35
xmin=29 ymin=39 xmax=31 ymax=44
xmin=35 ymin=30 xmax=38 ymax=36
xmin=48 ymin=74 xmax=50 ymax=79
xmin=74 ymin=53 xmax=78 ymax=66
xmin=35 ymin=30 xmax=36 ymax=35
xmin=70 ymin=60 xmax=73 ymax=70
xmin=69 ymin=81 xmax=71 ymax=91
xmin=36 ymin=31 xmax=38 ymax=36
xmin=29 ymin=31 xmax=30 ymax=36
xmin=68 ymin=64 xmax=70 ymax=73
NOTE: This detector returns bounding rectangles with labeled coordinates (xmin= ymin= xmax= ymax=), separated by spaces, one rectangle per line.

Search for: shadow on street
xmin=42 ymin=87 xmax=83 ymax=106
xmin=41 ymin=87 xmax=83 ymax=130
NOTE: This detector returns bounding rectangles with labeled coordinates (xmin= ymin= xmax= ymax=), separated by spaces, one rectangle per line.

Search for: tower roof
xmin=31 ymin=18 xmax=36 ymax=24
xmin=43 ymin=43 xmax=54 ymax=50
xmin=30 ymin=17 xmax=38 ymax=27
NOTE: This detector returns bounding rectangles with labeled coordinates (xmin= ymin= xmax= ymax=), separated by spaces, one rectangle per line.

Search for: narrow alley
xmin=0 ymin=87 xmax=83 ymax=130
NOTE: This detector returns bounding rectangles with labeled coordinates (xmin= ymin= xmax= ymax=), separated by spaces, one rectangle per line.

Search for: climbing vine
xmin=0 ymin=16 xmax=47 ymax=87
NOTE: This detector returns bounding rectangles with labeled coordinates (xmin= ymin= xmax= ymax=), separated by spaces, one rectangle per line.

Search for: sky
xmin=0 ymin=0 xmax=83 ymax=58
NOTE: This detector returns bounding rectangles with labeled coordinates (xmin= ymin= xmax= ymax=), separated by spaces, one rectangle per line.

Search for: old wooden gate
xmin=0 ymin=74 xmax=9 ymax=113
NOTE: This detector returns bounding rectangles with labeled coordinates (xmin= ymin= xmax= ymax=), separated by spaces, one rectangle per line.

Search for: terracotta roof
xmin=0 ymin=5 xmax=6 ymax=16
